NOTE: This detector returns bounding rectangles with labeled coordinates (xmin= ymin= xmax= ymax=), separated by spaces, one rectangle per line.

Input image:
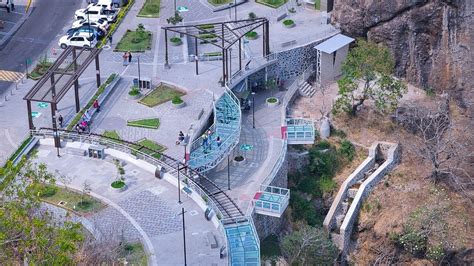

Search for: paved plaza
xmin=35 ymin=145 xmax=224 ymax=265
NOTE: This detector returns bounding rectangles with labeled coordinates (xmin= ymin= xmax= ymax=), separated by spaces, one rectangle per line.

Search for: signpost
xmin=37 ymin=102 xmax=49 ymax=108
xmin=240 ymin=144 xmax=253 ymax=151
xmin=31 ymin=111 xmax=41 ymax=118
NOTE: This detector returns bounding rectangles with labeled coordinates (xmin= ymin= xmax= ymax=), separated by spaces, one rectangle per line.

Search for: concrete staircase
xmin=298 ymin=81 xmax=316 ymax=98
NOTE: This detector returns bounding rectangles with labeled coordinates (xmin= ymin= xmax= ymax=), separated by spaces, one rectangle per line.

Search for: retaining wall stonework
xmin=287 ymin=150 xmax=310 ymax=173
xmin=323 ymin=142 xmax=401 ymax=254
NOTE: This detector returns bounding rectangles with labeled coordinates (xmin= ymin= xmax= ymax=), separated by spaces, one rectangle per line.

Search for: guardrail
xmin=31 ymin=128 xmax=243 ymax=220
xmin=227 ymin=53 xmax=278 ymax=86
xmin=280 ymin=64 xmax=314 ymax=122
xmin=261 ymin=139 xmax=288 ymax=188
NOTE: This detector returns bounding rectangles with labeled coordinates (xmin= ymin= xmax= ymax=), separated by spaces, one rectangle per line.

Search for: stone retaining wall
xmin=323 ymin=142 xmax=401 ymax=254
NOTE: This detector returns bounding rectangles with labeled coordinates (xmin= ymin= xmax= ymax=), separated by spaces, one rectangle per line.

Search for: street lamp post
xmin=137 ymin=55 xmax=141 ymax=88
xmin=234 ymin=0 xmax=237 ymax=20
xmin=252 ymin=92 xmax=256 ymax=129
xmin=177 ymin=164 xmax=182 ymax=204
xmin=177 ymin=208 xmax=187 ymax=266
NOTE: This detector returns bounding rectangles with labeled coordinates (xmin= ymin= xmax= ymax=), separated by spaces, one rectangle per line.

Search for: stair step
xmin=348 ymin=188 xmax=358 ymax=199
xmin=331 ymin=233 xmax=344 ymax=250
xmin=336 ymin=214 xmax=345 ymax=228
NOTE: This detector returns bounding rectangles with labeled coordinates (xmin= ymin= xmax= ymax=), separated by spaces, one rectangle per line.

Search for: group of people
xmin=122 ymin=51 xmax=133 ymax=66
xmin=75 ymin=99 xmax=100 ymax=133
xmin=201 ymin=130 xmax=221 ymax=153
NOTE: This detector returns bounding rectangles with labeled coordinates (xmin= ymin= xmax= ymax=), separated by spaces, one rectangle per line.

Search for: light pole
xmin=177 ymin=163 xmax=182 ymax=204
xmin=137 ymin=55 xmax=141 ymax=88
xmin=251 ymin=92 xmax=256 ymax=129
xmin=177 ymin=208 xmax=188 ymax=266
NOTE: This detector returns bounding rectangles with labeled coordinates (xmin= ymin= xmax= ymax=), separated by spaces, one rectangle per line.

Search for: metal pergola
xmin=162 ymin=18 xmax=270 ymax=85
xmin=23 ymin=47 xmax=102 ymax=142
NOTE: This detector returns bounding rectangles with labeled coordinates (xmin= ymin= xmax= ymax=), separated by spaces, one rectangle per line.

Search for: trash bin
xmin=155 ymin=166 xmax=166 ymax=179
xmin=133 ymin=78 xmax=139 ymax=87
xmin=205 ymin=207 xmax=214 ymax=221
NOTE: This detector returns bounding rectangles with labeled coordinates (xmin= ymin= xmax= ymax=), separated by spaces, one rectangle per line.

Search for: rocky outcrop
xmin=331 ymin=0 xmax=473 ymax=103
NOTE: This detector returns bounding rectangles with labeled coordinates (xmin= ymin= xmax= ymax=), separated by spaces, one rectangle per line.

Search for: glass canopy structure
xmin=223 ymin=217 xmax=260 ymax=266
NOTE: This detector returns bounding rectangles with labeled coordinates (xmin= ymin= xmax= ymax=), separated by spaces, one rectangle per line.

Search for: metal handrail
xmin=227 ymin=53 xmax=278 ymax=86
xmin=261 ymin=139 xmax=288 ymax=188
xmin=32 ymin=128 xmax=244 ymax=219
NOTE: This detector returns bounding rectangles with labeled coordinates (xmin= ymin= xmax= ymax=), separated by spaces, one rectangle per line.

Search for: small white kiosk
xmin=314 ymin=34 xmax=355 ymax=86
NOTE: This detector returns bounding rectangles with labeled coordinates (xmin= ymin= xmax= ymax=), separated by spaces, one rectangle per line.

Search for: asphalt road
xmin=0 ymin=0 xmax=83 ymax=97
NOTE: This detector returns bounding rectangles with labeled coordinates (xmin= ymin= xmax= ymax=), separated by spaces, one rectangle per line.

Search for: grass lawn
xmin=115 ymin=28 xmax=152 ymax=52
xmin=103 ymin=130 xmax=121 ymax=140
xmin=207 ymin=0 xmax=232 ymax=6
xmin=132 ymin=138 xmax=165 ymax=159
xmin=120 ymin=242 xmax=148 ymax=265
xmin=256 ymin=0 xmax=287 ymax=8
xmin=127 ymin=118 xmax=160 ymax=129
xmin=138 ymin=0 xmax=160 ymax=17
xmin=139 ymin=83 xmax=185 ymax=107
xmin=41 ymin=186 xmax=106 ymax=214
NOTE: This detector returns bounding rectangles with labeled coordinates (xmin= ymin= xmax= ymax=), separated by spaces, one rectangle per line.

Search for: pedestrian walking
xmin=216 ymin=136 xmax=221 ymax=147
xmin=128 ymin=51 xmax=132 ymax=63
xmin=9 ymin=0 xmax=14 ymax=11
xmin=93 ymin=99 xmax=100 ymax=112
xmin=202 ymin=133 xmax=208 ymax=150
xmin=122 ymin=52 xmax=128 ymax=66
xmin=58 ymin=114 xmax=63 ymax=128
xmin=5 ymin=0 xmax=10 ymax=12
xmin=108 ymin=35 xmax=113 ymax=45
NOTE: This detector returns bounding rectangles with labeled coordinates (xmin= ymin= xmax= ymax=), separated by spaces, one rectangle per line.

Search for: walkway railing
xmin=280 ymin=64 xmax=315 ymax=122
xmin=222 ymin=216 xmax=260 ymax=266
xmin=286 ymin=118 xmax=315 ymax=144
xmin=261 ymin=139 xmax=288 ymax=188
xmin=188 ymin=87 xmax=242 ymax=173
xmin=227 ymin=53 xmax=278 ymax=86
xmin=31 ymin=128 xmax=244 ymax=221
xmin=254 ymin=185 xmax=290 ymax=217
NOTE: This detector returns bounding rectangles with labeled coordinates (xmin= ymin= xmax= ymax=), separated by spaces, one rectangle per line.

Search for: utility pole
xmin=252 ymin=92 xmax=256 ymax=128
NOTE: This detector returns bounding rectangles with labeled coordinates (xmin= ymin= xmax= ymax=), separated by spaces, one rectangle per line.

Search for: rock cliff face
xmin=331 ymin=0 xmax=473 ymax=103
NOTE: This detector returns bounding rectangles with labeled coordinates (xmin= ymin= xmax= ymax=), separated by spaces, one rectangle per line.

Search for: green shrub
xmin=245 ymin=31 xmax=258 ymax=39
xmin=314 ymin=140 xmax=331 ymax=150
xmin=339 ymin=139 xmax=356 ymax=161
xmin=426 ymin=244 xmax=445 ymax=261
xmin=171 ymin=96 xmax=183 ymax=104
xmin=129 ymin=86 xmax=140 ymax=96
xmin=111 ymin=180 xmax=126 ymax=189
xmin=398 ymin=228 xmax=427 ymax=256
xmin=248 ymin=12 xmax=257 ymax=19
xmin=266 ymin=97 xmax=278 ymax=103
xmin=283 ymin=19 xmax=295 ymax=26
xmin=170 ymin=37 xmax=181 ymax=43
xmin=308 ymin=145 xmax=339 ymax=177
xmin=197 ymin=24 xmax=215 ymax=30
xmin=318 ymin=175 xmax=337 ymax=194
xmin=39 ymin=185 xmax=58 ymax=197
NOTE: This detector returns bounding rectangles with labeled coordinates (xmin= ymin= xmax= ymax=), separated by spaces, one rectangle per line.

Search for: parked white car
xmin=72 ymin=18 xmax=109 ymax=31
xmin=58 ymin=32 xmax=97 ymax=49
xmin=74 ymin=6 xmax=118 ymax=23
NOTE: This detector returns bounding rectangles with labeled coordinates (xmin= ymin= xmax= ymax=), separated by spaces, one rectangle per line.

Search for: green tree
xmin=281 ymin=224 xmax=338 ymax=265
xmin=0 ymin=159 xmax=84 ymax=264
xmin=333 ymin=39 xmax=407 ymax=116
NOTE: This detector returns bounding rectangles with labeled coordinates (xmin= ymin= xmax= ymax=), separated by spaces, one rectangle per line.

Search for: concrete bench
xmin=13 ymin=137 xmax=39 ymax=165
xmin=66 ymin=147 xmax=87 ymax=156
xmin=277 ymin=13 xmax=287 ymax=22
xmin=182 ymin=186 xmax=192 ymax=196
xmin=206 ymin=232 xmax=218 ymax=249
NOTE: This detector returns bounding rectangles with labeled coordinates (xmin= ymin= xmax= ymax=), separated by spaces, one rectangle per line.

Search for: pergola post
xmin=26 ymin=100 xmax=34 ymax=130
xmin=72 ymin=47 xmax=80 ymax=112
xmin=95 ymin=54 xmax=101 ymax=88
xmin=222 ymin=48 xmax=226 ymax=86
xmin=164 ymin=29 xmax=169 ymax=68
xmin=262 ymin=21 xmax=266 ymax=57
xmin=265 ymin=20 xmax=270 ymax=56
xmin=195 ymin=37 xmax=199 ymax=75
xmin=238 ymin=38 xmax=242 ymax=71
xmin=50 ymin=102 xmax=60 ymax=148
